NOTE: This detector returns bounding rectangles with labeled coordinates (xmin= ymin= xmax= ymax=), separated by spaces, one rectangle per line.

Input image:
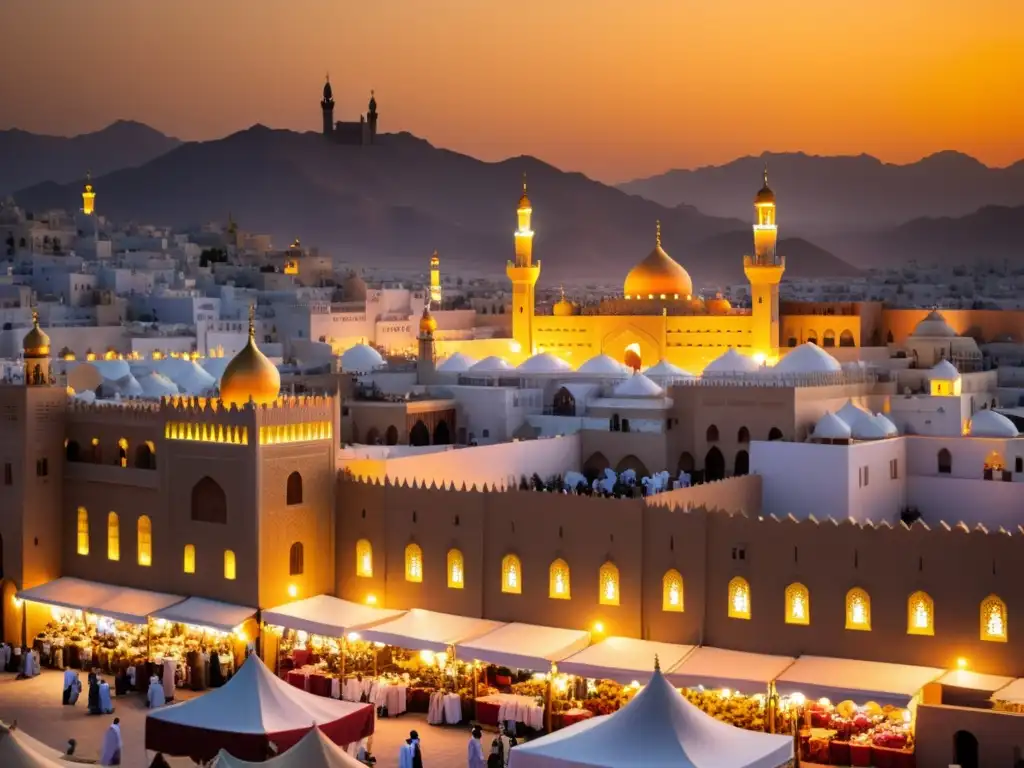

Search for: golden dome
xmin=552 ymin=288 xmax=575 ymax=317
xmin=755 ymin=164 xmax=775 ymax=205
xmin=518 ymin=172 xmax=531 ymax=210
xmin=419 ymin=306 xmax=437 ymax=335
xmin=23 ymin=310 xmax=51 ymax=358
xmin=705 ymin=293 xmax=732 ymax=315
xmin=623 ymin=221 xmax=693 ymax=299
xmin=219 ymin=306 xmax=280 ymax=408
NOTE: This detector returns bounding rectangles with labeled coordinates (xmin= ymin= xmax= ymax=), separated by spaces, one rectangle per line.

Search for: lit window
xmin=980 ymin=594 xmax=1008 ymax=642
xmin=355 ymin=539 xmax=373 ymax=578
xmin=76 ymin=507 xmax=89 ymax=556
xmin=107 ymin=512 xmax=120 ymax=561
xmin=501 ymin=554 xmax=522 ymax=594
xmin=785 ymin=583 xmax=810 ymax=625
xmin=117 ymin=438 xmax=128 ymax=468
xmin=728 ymin=576 xmax=750 ymax=620
xmin=905 ymin=591 xmax=934 ymax=636
xmin=662 ymin=569 xmax=683 ymax=612
xmin=845 ymin=587 xmax=871 ymax=630
xmin=137 ymin=515 xmax=152 ymax=566
xmin=549 ymin=558 xmax=571 ymax=599
xmin=183 ymin=544 xmax=195 ymax=574
xmin=599 ymin=561 xmax=619 ymax=606
xmin=224 ymin=549 xmax=236 ymax=580
xmin=405 ymin=543 xmax=423 ymax=583
xmin=447 ymin=549 xmax=464 ymax=589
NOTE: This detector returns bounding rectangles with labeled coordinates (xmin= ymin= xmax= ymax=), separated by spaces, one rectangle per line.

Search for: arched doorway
xmin=385 ymin=425 xmax=399 ymax=445
xmin=938 ymin=448 xmax=952 ymax=474
xmin=583 ymin=452 xmax=610 ymax=481
xmin=364 ymin=427 xmax=381 ymax=445
xmin=823 ymin=329 xmax=836 ymax=347
xmin=433 ymin=420 xmax=451 ymax=445
xmin=705 ymin=447 xmax=725 ymax=481
xmin=409 ymin=420 xmax=430 ymax=447
xmin=706 ymin=425 xmax=719 ymax=442
xmin=840 ymin=330 xmax=855 ymax=347
xmin=677 ymin=452 xmax=695 ymax=474
xmin=953 ymin=730 xmax=978 ymax=768
xmin=552 ymin=387 xmax=576 ymax=416
xmin=737 ymin=426 xmax=750 ymax=444
xmin=623 ymin=343 xmax=642 ymax=372
xmin=615 ymin=454 xmax=649 ymax=478
xmin=134 ymin=443 xmax=155 ymax=469
xmin=806 ymin=330 xmax=817 ymax=345
xmin=768 ymin=427 xmax=783 ymax=441
xmin=734 ymin=450 xmax=749 ymax=476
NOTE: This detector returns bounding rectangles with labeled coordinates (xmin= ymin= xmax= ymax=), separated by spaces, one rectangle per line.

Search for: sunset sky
xmin=2 ymin=0 xmax=1022 ymax=182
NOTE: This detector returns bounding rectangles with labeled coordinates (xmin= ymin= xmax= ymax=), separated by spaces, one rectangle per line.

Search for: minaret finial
xmin=326 ymin=71 xmax=330 ymax=82
xmin=522 ymin=172 xmax=528 ymax=195
xmin=248 ymin=303 xmax=255 ymax=339
xmin=32 ymin=308 xmax=39 ymax=328
xmin=654 ymin=654 xmax=661 ymax=672
xmin=763 ymin=162 xmax=769 ymax=188
xmin=86 ymin=169 xmax=92 ymax=184
xmin=655 ymin=220 xmax=662 ymax=248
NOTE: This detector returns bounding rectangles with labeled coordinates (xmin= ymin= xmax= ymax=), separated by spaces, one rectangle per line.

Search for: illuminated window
xmin=76 ymin=507 xmax=89 ymax=556
xmin=107 ymin=512 xmax=120 ymax=561
xmin=117 ymin=438 xmax=128 ymax=468
xmin=183 ymin=544 xmax=195 ymax=574
xmin=289 ymin=542 xmax=304 ymax=576
xmin=405 ymin=543 xmax=423 ymax=583
xmin=224 ymin=550 xmax=236 ymax=580
xmin=662 ymin=569 xmax=683 ymax=612
xmin=355 ymin=539 xmax=373 ymax=578
xmin=727 ymin=576 xmax=750 ymax=620
xmin=599 ymin=561 xmax=619 ymax=606
xmin=447 ymin=548 xmax=464 ymax=589
xmin=549 ymin=558 xmax=571 ymax=599
xmin=980 ymin=594 xmax=1008 ymax=642
xmin=785 ymin=583 xmax=810 ymax=625
xmin=845 ymin=587 xmax=871 ymax=630
xmin=501 ymin=554 xmax=522 ymax=594
xmin=905 ymin=591 xmax=934 ymax=636
xmin=137 ymin=515 xmax=152 ymax=566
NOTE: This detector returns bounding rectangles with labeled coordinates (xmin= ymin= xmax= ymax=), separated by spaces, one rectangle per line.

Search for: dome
xmin=929 ymin=359 xmax=961 ymax=380
xmin=850 ymin=412 xmax=890 ymax=440
xmin=772 ymin=343 xmax=842 ymax=375
xmin=22 ymin=311 xmax=50 ymax=358
xmin=219 ymin=311 xmax=281 ymax=408
xmin=643 ymin=360 xmax=695 ymax=381
xmin=835 ymin=399 xmax=871 ymax=427
xmin=437 ymin=352 xmax=477 ymax=373
xmin=200 ymin=356 xmax=231 ymax=385
xmin=137 ymin=371 xmax=179 ymax=399
xmin=517 ymin=352 xmax=572 ymax=374
xmin=703 ymin=348 xmax=761 ymax=376
xmin=151 ymin=358 xmax=217 ymax=395
xmin=613 ymin=373 xmax=664 ymax=397
xmin=874 ymin=413 xmax=899 ymax=436
xmin=518 ymin=173 xmax=531 ymax=209
xmin=813 ymin=412 xmax=853 ymax=441
xmin=705 ymin=294 xmax=732 ymax=315
xmin=623 ymin=222 xmax=693 ymax=299
xmin=755 ymin=164 xmax=775 ymax=205
xmin=469 ymin=356 xmax=513 ymax=374
xmin=340 ymin=343 xmax=385 ymax=373
xmin=552 ymin=289 xmax=576 ymax=317
xmin=419 ymin=306 xmax=437 ymax=335
xmin=969 ymin=410 xmax=1019 ymax=438
xmin=341 ymin=272 xmax=367 ymax=302
xmin=911 ymin=310 xmax=957 ymax=338
xmin=578 ymin=354 xmax=630 ymax=375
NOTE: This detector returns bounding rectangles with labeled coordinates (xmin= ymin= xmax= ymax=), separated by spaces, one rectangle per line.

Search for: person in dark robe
xmin=87 ymin=672 xmax=101 ymax=715
xmin=209 ymin=651 xmax=224 ymax=687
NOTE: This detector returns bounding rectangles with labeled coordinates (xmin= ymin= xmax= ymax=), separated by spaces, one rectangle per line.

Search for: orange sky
xmin=2 ymin=0 xmax=1022 ymax=182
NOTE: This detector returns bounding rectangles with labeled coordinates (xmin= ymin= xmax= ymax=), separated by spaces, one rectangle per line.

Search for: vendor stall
xmin=559 ymin=637 xmax=694 ymax=686
xmin=991 ymin=678 xmax=1024 ymax=713
xmin=262 ymin=594 xmax=403 ymax=639
xmin=211 ymin=726 xmax=368 ymax=768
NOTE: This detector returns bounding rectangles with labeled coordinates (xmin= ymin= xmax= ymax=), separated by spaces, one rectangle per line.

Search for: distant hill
xmin=619 ymin=151 xmax=1024 ymax=237
xmin=11 ymin=126 xmax=858 ymax=287
xmin=0 ymin=120 xmax=181 ymax=194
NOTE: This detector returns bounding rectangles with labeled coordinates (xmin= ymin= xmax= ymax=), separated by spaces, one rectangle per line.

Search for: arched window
xmin=286 ymin=471 xmax=303 ymax=505
xmin=737 ymin=426 xmax=750 ymax=444
xmin=706 ymin=424 xmax=720 ymax=443
xmin=785 ymin=583 xmax=810 ymax=625
xmin=289 ymin=542 xmax=304 ymax=576
xmin=549 ymin=559 xmax=571 ymax=599
xmin=823 ymin=329 xmax=836 ymax=347
xmin=405 ymin=543 xmax=423 ymax=583
xmin=845 ymin=587 xmax=871 ymax=630
xmin=355 ymin=539 xmax=373 ymax=578
xmin=183 ymin=544 xmax=196 ymax=574
xmin=728 ymin=576 xmax=750 ymax=620
xmin=76 ymin=507 xmax=89 ymax=556
xmin=907 ymin=591 xmax=934 ymax=636
xmin=107 ymin=512 xmax=120 ymax=561
xmin=980 ymin=595 xmax=1008 ymax=642
xmin=134 ymin=442 xmax=155 ymax=469
xmin=117 ymin=438 xmax=128 ymax=468
xmin=768 ymin=427 xmax=783 ymax=441
xmin=662 ymin=569 xmax=683 ymax=612
xmin=224 ymin=550 xmax=236 ymax=580
xmin=191 ymin=476 xmax=227 ymax=524
xmin=599 ymin=561 xmax=620 ymax=606
xmin=938 ymin=448 xmax=952 ymax=474
xmin=501 ymin=554 xmax=522 ymax=594
xmin=447 ymin=548 xmax=464 ymax=589
xmin=840 ymin=329 xmax=855 ymax=347
xmin=137 ymin=515 xmax=152 ymax=566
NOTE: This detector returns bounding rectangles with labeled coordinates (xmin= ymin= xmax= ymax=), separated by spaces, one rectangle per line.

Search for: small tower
xmin=506 ymin=173 xmax=541 ymax=355
xmin=743 ymin=164 xmax=785 ymax=357
xmin=417 ymin=305 xmax=437 ymax=384
xmin=321 ymin=75 xmax=335 ymax=137
xmin=429 ymin=251 xmax=442 ymax=306
xmin=366 ymin=90 xmax=378 ymax=144
xmin=22 ymin=310 xmax=52 ymax=386
xmin=81 ymin=171 xmax=96 ymax=216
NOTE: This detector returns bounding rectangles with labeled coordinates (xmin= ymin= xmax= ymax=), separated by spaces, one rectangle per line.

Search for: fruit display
xmin=511 ymin=679 xmax=549 ymax=700
xmin=803 ymin=698 xmax=914 ymax=753
xmin=681 ymin=688 xmax=767 ymax=732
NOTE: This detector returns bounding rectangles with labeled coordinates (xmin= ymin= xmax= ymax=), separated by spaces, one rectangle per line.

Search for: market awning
xmin=937 ymin=669 xmax=1014 ymax=694
xmin=666 ymin=646 xmax=795 ymax=694
xmin=357 ymin=608 xmax=505 ymax=653
xmin=151 ymin=597 xmax=256 ymax=634
xmin=559 ymin=637 xmax=695 ymax=686
xmin=262 ymin=594 xmax=404 ymax=638
xmin=775 ymin=655 xmax=944 ymax=708
xmin=991 ymin=678 xmax=1024 ymax=703
xmin=456 ymin=622 xmax=591 ymax=672
xmin=17 ymin=577 xmax=184 ymax=625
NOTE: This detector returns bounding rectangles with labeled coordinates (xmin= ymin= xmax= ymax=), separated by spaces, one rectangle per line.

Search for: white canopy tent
xmin=357 ymin=608 xmax=505 ymax=653
xmin=151 ymin=597 xmax=256 ymax=634
xmin=212 ymin=726 xmax=365 ymax=768
xmin=262 ymin=594 xmax=404 ymax=637
xmin=17 ymin=576 xmax=184 ymax=624
xmin=666 ymin=647 xmax=795 ymax=694
xmin=991 ymin=678 xmax=1024 ymax=703
xmin=456 ymin=623 xmax=591 ymax=671
xmin=775 ymin=655 xmax=943 ymax=708
xmin=0 ymin=720 xmax=66 ymax=768
xmin=559 ymin=637 xmax=694 ymax=685
xmin=936 ymin=669 xmax=1014 ymax=694
xmin=508 ymin=662 xmax=792 ymax=768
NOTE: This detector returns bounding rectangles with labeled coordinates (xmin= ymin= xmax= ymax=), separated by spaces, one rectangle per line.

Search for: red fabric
xmin=309 ymin=674 xmax=331 ymax=698
xmin=872 ymin=746 xmax=915 ymax=768
xmin=850 ymin=741 xmax=873 ymax=766
xmin=287 ymin=670 xmax=307 ymax=691
xmin=561 ymin=711 xmax=592 ymax=727
xmin=476 ymin=701 xmax=500 ymax=727
xmin=291 ymin=649 xmax=310 ymax=667
xmin=829 ymin=740 xmax=852 ymax=764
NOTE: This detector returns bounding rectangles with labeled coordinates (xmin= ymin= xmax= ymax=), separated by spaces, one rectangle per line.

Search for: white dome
xmin=200 ymin=356 xmax=231 ymax=385
xmin=835 ymin=399 xmax=871 ymax=427
xmin=578 ymin=354 xmax=630 ymax=375
xmin=340 ymin=344 xmax=385 ymax=373
xmin=517 ymin=352 xmax=572 ymax=374
xmin=151 ymin=358 xmax=217 ymax=395
xmin=644 ymin=360 xmax=695 ymax=380
xmin=850 ymin=412 xmax=891 ymax=440
xmin=912 ymin=310 xmax=958 ymax=338
xmin=969 ymin=410 xmax=1019 ymax=438
xmin=929 ymin=359 xmax=961 ymax=380
xmin=812 ymin=411 xmax=852 ymax=440
xmin=437 ymin=352 xmax=478 ymax=373
xmin=773 ymin=343 xmax=842 ymax=375
xmin=468 ymin=355 xmax=513 ymax=374
xmin=703 ymin=348 xmax=761 ymax=376
xmin=613 ymin=373 xmax=664 ymax=398
xmin=88 ymin=359 xmax=132 ymax=381
xmin=874 ymin=413 xmax=899 ymax=436
xmin=137 ymin=371 xmax=179 ymax=398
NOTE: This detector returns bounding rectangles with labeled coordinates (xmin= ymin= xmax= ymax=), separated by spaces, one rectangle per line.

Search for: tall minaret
xmin=416 ymin=305 xmax=437 ymax=384
xmin=429 ymin=251 xmax=442 ymax=306
xmin=321 ymin=74 xmax=335 ymax=137
xmin=743 ymin=164 xmax=785 ymax=357
xmin=366 ymin=90 xmax=378 ymax=144
xmin=82 ymin=171 xmax=96 ymax=216
xmin=506 ymin=173 xmax=540 ymax=355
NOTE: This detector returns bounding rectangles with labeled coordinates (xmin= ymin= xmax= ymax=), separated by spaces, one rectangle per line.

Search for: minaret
xmin=321 ymin=74 xmax=335 ymax=137
xmin=429 ymin=250 xmax=442 ymax=306
xmin=366 ymin=90 xmax=378 ymax=144
xmin=506 ymin=173 xmax=541 ymax=355
xmin=743 ymin=164 xmax=785 ymax=357
xmin=22 ymin=309 xmax=52 ymax=386
xmin=417 ymin=305 xmax=437 ymax=384
xmin=81 ymin=171 xmax=96 ymax=216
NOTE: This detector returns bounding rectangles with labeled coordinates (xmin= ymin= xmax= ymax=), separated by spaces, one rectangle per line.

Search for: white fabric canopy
xmin=666 ymin=647 xmax=795 ymax=694
xmin=559 ymin=637 xmax=694 ymax=685
xmin=991 ymin=678 xmax=1024 ymax=703
xmin=151 ymin=597 xmax=256 ymax=634
xmin=775 ymin=655 xmax=943 ymax=707
xmin=508 ymin=663 xmax=792 ymax=768
xmin=0 ymin=720 xmax=66 ymax=768
xmin=937 ymin=669 xmax=1014 ymax=693
xmin=17 ymin=577 xmax=184 ymax=624
xmin=212 ymin=726 xmax=364 ymax=768
xmin=456 ymin=622 xmax=591 ymax=671
xmin=358 ymin=609 xmax=505 ymax=653
xmin=262 ymin=594 xmax=404 ymax=637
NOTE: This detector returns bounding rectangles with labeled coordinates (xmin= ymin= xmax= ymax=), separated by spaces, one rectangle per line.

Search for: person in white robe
xmin=467 ymin=727 xmax=485 ymax=768
xmin=63 ymin=668 xmax=77 ymax=705
xmin=148 ymin=674 xmax=166 ymax=708
xmin=99 ymin=718 xmax=122 ymax=766
xmin=99 ymin=679 xmax=114 ymax=714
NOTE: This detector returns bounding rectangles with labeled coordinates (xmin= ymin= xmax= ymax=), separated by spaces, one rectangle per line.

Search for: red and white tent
xmin=145 ymin=655 xmax=374 ymax=762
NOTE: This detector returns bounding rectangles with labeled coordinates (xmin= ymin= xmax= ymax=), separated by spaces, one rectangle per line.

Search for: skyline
xmin=1 ymin=0 xmax=1023 ymax=182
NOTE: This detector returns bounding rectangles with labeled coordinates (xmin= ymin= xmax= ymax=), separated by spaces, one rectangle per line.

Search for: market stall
xmin=991 ymin=678 xmax=1024 ymax=713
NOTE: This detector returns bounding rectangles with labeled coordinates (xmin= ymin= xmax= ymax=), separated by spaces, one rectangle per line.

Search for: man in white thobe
xmin=468 ymin=727 xmax=485 ymax=768
xmin=148 ymin=674 xmax=166 ymax=708
xmin=99 ymin=718 xmax=122 ymax=766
